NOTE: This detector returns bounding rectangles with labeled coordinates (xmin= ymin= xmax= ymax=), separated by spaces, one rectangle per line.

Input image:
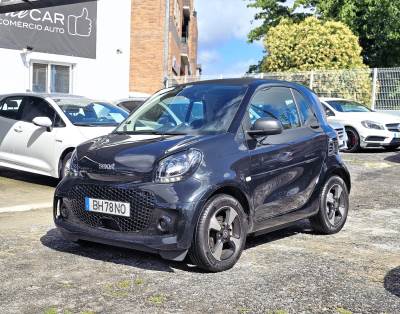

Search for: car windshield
xmin=54 ymin=98 xmax=129 ymax=126
xmin=115 ymin=84 xmax=248 ymax=135
xmin=327 ymin=100 xmax=372 ymax=112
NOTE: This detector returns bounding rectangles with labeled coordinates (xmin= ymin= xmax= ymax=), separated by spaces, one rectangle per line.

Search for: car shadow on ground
xmin=384 ymin=152 xmax=400 ymax=164
xmin=0 ymin=167 xmax=59 ymax=187
xmin=384 ymin=266 xmax=400 ymax=298
xmin=40 ymin=221 xmax=312 ymax=273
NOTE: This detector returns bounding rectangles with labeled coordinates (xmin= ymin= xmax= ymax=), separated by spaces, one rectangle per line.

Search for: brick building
xmin=0 ymin=0 xmax=199 ymax=99
xmin=130 ymin=0 xmax=199 ymax=94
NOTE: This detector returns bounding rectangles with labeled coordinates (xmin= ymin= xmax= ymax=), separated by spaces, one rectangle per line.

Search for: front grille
xmin=335 ymin=128 xmax=345 ymax=140
xmin=328 ymin=138 xmax=339 ymax=156
xmin=67 ymin=184 xmax=155 ymax=233
xmin=386 ymin=123 xmax=400 ymax=132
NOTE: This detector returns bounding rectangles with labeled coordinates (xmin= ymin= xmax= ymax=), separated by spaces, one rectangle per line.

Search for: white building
xmin=0 ymin=0 xmax=132 ymax=100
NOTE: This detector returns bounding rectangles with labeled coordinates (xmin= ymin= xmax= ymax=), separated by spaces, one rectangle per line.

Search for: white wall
xmin=0 ymin=0 xmax=132 ymax=101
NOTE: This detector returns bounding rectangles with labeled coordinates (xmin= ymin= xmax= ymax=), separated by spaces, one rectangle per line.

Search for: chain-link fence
xmin=167 ymin=67 xmax=400 ymax=111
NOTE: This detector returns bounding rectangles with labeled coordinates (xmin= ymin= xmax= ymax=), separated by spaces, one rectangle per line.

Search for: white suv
xmin=0 ymin=94 xmax=128 ymax=178
xmin=320 ymin=98 xmax=400 ymax=152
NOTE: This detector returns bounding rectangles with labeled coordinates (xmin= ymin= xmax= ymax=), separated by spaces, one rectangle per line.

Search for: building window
xmin=174 ymin=0 xmax=181 ymax=30
xmin=31 ymin=62 xmax=72 ymax=94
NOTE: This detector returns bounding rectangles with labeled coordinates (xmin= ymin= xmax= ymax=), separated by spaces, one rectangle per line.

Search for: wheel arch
xmin=58 ymin=147 xmax=75 ymax=177
xmin=327 ymin=167 xmax=351 ymax=193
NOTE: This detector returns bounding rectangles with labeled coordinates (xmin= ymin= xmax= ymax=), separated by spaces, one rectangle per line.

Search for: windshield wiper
xmin=74 ymin=123 xmax=117 ymax=127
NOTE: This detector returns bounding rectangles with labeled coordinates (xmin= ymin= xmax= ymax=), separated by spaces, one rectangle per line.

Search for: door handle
xmin=14 ymin=126 xmax=23 ymax=133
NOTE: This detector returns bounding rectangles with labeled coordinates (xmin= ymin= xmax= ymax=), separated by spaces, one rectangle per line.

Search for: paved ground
xmin=0 ymin=150 xmax=399 ymax=314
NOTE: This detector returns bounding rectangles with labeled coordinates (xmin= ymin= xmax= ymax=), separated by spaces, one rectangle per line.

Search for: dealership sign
xmin=0 ymin=1 xmax=97 ymax=58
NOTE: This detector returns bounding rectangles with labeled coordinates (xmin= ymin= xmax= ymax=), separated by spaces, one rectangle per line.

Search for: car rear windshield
xmin=54 ymin=98 xmax=129 ymax=127
xmin=327 ymin=100 xmax=372 ymax=112
xmin=115 ymin=84 xmax=248 ymax=135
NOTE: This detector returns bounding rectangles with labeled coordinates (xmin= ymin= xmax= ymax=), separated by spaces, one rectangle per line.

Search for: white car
xmin=328 ymin=121 xmax=348 ymax=151
xmin=0 ymin=94 xmax=129 ymax=178
xmin=320 ymin=98 xmax=400 ymax=152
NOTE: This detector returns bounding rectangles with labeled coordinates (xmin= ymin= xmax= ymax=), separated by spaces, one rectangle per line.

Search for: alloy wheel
xmin=208 ymin=206 xmax=242 ymax=261
xmin=346 ymin=129 xmax=358 ymax=151
xmin=325 ymin=184 xmax=346 ymax=226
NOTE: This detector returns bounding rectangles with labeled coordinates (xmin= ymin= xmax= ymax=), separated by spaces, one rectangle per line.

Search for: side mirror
xmin=33 ymin=117 xmax=53 ymax=131
xmin=248 ymin=117 xmax=283 ymax=137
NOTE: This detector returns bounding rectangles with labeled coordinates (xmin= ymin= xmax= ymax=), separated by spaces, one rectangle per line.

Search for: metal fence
xmin=167 ymin=67 xmax=400 ymax=111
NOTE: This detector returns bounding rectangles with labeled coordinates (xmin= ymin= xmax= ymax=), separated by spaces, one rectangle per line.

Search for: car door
xmin=11 ymin=96 xmax=61 ymax=174
xmin=0 ymin=96 xmax=24 ymax=164
xmin=245 ymin=86 xmax=327 ymax=226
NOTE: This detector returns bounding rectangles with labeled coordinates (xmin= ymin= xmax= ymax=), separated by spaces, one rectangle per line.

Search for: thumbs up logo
xmin=68 ymin=8 xmax=92 ymax=37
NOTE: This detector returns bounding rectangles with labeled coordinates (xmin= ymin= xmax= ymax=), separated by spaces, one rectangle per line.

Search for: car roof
xmin=179 ymin=78 xmax=308 ymax=89
xmin=0 ymin=92 xmax=85 ymax=100
xmin=319 ymin=97 xmax=350 ymax=102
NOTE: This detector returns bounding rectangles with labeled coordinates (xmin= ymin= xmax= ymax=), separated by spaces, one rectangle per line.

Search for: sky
xmin=195 ymin=0 xmax=264 ymax=77
xmin=195 ymin=0 xmax=298 ymax=77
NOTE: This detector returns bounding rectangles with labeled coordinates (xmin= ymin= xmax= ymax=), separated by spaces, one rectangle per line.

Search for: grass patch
xmin=148 ymin=294 xmax=166 ymax=305
xmin=44 ymin=308 xmax=57 ymax=314
xmin=238 ymin=307 xmax=251 ymax=314
xmin=134 ymin=278 xmax=144 ymax=285
xmin=116 ymin=279 xmax=131 ymax=290
xmin=268 ymin=310 xmax=288 ymax=314
xmin=337 ymin=307 xmax=353 ymax=314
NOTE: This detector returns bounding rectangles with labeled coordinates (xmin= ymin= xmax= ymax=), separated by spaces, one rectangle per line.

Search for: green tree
xmin=246 ymin=0 xmax=400 ymax=67
xmin=262 ymin=17 xmax=364 ymax=71
xmin=261 ymin=18 xmax=372 ymax=105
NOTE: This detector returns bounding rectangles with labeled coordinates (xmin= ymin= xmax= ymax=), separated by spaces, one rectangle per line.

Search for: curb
xmin=0 ymin=202 xmax=52 ymax=214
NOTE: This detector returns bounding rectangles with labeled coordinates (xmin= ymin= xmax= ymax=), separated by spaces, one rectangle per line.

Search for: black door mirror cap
xmin=248 ymin=117 xmax=284 ymax=137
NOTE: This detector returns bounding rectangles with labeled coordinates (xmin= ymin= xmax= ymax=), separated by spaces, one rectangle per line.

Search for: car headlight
xmin=361 ymin=120 xmax=385 ymax=130
xmin=155 ymin=149 xmax=202 ymax=183
xmin=68 ymin=149 xmax=80 ymax=176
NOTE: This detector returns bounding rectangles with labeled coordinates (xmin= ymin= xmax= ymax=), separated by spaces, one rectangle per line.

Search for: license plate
xmin=85 ymin=197 xmax=130 ymax=217
xmin=394 ymin=132 xmax=400 ymax=138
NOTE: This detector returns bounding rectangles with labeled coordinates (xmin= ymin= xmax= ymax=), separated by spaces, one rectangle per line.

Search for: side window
xmin=323 ymin=105 xmax=335 ymax=117
xmin=20 ymin=97 xmax=60 ymax=126
xmin=0 ymin=97 xmax=23 ymax=120
xmin=292 ymin=89 xmax=315 ymax=125
xmin=189 ymin=102 xmax=205 ymax=123
xmin=248 ymin=87 xmax=301 ymax=130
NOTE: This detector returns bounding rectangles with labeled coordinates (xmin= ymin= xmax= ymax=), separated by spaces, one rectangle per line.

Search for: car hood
xmin=336 ymin=112 xmax=400 ymax=124
xmin=76 ymin=133 xmax=214 ymax=181
xmin=76 ymin=126 xmax=117 ymax=140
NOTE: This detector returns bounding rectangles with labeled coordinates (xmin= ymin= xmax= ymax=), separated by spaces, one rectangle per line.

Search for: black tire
xmin=310 ymin=176 xmax=349 ymax=235
xmin=189 ymin=194 xmax=248 ymax=272
xmin=344 ymin=127 xmax=361 ymax=153
xmin=59 ymin=152 xmax=73 ymax=179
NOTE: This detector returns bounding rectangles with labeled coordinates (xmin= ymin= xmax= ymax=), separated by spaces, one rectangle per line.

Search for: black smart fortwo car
xmin=54 ymin=79 xmax=351 ymax=272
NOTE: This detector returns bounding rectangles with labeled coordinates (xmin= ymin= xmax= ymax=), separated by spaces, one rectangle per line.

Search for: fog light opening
xmin=157 ymin=216 xmax=172 ymax=234
xmin=60 ymin=203 xmax=69 ymax=219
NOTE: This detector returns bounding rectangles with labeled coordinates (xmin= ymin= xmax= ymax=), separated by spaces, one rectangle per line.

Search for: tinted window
xmin=118 ymin=100 xmax=145 ymax=113
xmin=323 ymin=105 xmax=335 ymax=117
xmin=20 ymin=97 xmax=57 ymax=123
xmin=117 ymin=84 xmax=247 ymax=135
xmin=292 ymin=89 xmax=315 ymax=125
xmin=249 ymin=87 xmax=301 ymax=129
xmin=0 ymin=97 xmax=23 ymax=120
xmin=55 ymin=98 xmax=129 ymax=126
xmin=327 ymin=100 xmax=371 ymax=112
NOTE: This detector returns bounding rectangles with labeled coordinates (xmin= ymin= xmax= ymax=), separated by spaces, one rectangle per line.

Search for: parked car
xmin=0 ymin=94 xmax=129 ymax=178
xmin=54 ymin=79 xmax=351 ymax=272
xmin=114 ymin=96 xmax=148 ymax=113
xmin=328 ymin=121 xmax=348 ymax=151
xmin=320 ymin=98 xmax=400 ymax=152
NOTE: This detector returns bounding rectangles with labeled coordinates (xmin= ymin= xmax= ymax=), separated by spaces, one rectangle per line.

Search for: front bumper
xmin=53 ymin=177 xmax=203 ymax=261
xmin=360 ymin=131 xmax=400 ymax=148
